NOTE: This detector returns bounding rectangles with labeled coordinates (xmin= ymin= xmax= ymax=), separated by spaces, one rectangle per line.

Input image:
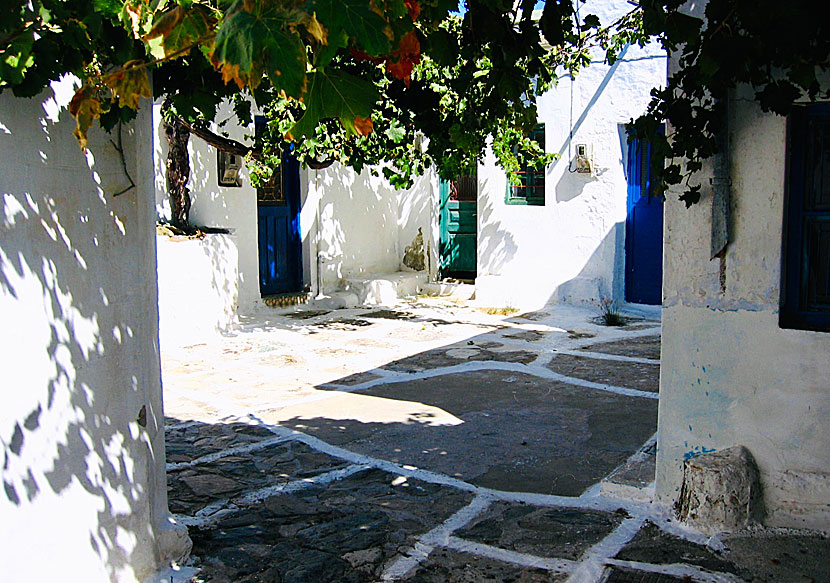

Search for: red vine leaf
xmin=354 ymin=115 xmax=374 ymax=136
xmin=69 ymin=88 xmax=103 ymax=150
xmin=106 ymin=62 xmax=152 ymax=110
xmin=404 ymin=0 xmax=420 ymax=22
xmin=385 ymin=31 xmax=420 ymax=85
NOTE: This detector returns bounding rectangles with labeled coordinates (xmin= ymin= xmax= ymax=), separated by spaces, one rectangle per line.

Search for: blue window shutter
xmin=781 ymin=103 xmax=830 ymax=331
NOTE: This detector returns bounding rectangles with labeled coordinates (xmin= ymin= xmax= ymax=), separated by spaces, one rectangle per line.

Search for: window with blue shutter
xmin=780 ymin=103 xmax=830 ymax=331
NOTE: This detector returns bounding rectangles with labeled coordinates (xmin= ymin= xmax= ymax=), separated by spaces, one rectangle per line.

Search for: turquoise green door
xmin=439 ymin=175 xmax=477 ymax=279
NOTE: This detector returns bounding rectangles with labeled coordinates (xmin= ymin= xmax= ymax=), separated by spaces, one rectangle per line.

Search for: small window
xmin=780 ymin=103 xmax=830 ymax=331
xmin=506 ymin=124 xmax=546 ymax=206
xmin=448 ymin=173 xmax=477 ymax=202
xmin=255 ymin=115 xmax=286 ymax=205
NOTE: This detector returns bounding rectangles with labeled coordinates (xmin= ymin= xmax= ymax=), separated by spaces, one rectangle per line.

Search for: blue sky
xmin=453 ymin=1 xmax=546 ymax=16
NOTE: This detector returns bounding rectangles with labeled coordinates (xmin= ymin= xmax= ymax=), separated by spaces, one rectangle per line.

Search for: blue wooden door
xmin=257 ymin=150 xmax=301 ymax=295
xmin=439 ymin=175 xmax=477 ymax=279
xmin=625 ymin=136 xmax=663 ymax=305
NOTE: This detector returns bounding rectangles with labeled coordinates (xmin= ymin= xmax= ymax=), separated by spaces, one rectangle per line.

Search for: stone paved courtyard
xmin=160 ymin=300 xmax=830 ymax=583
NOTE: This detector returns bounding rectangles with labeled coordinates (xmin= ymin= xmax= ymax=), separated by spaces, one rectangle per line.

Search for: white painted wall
xmin=312 ymin=164 xmax=401 ymax=291
xmin=1 ymin=82 xmax=189 ymax=582
xmin=310 ymin=163 xmax=438 ymax=294
xmin=475 ymin=0 xmax=667 ymax=309
xmin=156 ymin=234 xmax=239 ymax=349
xmin=655 ymin=89 xmax=830 ymax=531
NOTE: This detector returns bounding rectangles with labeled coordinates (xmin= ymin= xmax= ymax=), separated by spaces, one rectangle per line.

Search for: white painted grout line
xmin=166 ymin=435 xmax=292 ymax=471
xmin=166 ymin=403 xmax=739 ymax=583
xmin=579 ymin=483 xmax=604 ymax=499
xmin=342 ymin=360 xmax=660 ymax=400
xmin=381 ymin=495 xmax=493 ymax=581
xmin=168 ymin=326 xmax=661 ymax=417
xmin=173 ymin=463 xmax=370 ymax=528
xmin=246 ymin=358 xmax=657 ymax=416
xmin=237 ymin=463 xmax=371 ymax=505
xmin=444 ymin=536 xmax=575 ymax=574
xmin=603 ymin=559 xmax=746 ymax=583
xmin=245 ymin=413 xmax=647 ymax=514
xmin=160 ymin=314 xmax=743 ymax=583
xmin=565 ymin=516 xmax=646 ymax=583
xmin=641 ymin=516 xmax=716 ymax=548
xmin=563 ymin=506 xmax=737 ymax=583
xmin=552 ymin=349 xmax=660 ymax=366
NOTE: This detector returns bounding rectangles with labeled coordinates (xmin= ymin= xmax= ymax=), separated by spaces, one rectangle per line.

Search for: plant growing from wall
xmin=597 ymin=297 xmax=625 ymax=326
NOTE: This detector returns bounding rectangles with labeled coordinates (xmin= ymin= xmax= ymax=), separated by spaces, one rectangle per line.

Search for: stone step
xmin=421 ymin=280 xmax=476 ymax=300
xmin=262 ymin=291 xmax=311 ymax=309
xmin=344 ymin=271 xmax=428 ymax=305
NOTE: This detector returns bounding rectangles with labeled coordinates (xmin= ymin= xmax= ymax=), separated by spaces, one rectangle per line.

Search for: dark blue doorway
xmin=256 ymin=118 xmax=302 ymax=295
xmin=625 ymin=133 xmax=664 ymax=305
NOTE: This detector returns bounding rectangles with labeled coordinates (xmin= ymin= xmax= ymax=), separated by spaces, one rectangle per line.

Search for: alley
xmin=161 ymin=301 xmax=827 ymax=583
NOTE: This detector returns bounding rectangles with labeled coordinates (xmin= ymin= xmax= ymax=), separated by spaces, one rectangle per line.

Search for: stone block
xmin=674 ymin=445 xmax=763 ymax=535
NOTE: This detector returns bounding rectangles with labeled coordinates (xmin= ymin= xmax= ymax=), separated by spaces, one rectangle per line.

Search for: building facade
xmin=1 ymin=82 xmax=189 ymax=581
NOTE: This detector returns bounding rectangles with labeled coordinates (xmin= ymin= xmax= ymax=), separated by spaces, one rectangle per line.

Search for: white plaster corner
xmin=143 ymin=564 xmax=199 ymax=583
xmin=156 ymin=516 xmax=193 ymax=568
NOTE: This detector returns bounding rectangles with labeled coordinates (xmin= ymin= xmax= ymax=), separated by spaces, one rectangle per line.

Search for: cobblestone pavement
xmin=161 ymin=300 xmax=829 ymax=583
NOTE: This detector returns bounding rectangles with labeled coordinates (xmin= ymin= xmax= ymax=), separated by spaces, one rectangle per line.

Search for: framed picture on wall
xmin=217 ymin=150 xmax=243 ymax=187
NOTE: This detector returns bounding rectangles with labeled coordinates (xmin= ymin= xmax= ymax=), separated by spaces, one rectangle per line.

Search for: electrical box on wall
xmin=574 ymin=143 xmax=594 ymax=174
xmin=217 ymin=151 xmax=243 ymax=187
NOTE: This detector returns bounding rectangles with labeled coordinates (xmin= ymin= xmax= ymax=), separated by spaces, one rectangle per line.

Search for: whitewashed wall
xmin=475 ymin=0 xmax=667 ymax=309
xmin=310 ymin=164 xmax=438 ymax=294
xmin=1 ymin=83 xmax=189 ymax=582
xmin=156 ymin=234 xmax=239 ymax=349
xmin=655 ymin=91 xmax=830 ymax=531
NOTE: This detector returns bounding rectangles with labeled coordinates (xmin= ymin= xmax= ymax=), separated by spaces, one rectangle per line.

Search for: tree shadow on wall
xmin=0 ymin=85 xmax=173 ymax=581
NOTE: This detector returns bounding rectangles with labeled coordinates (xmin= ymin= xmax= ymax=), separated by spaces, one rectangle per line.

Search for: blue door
xmin=625 ymin=134 xmax=663 ymax=305
xmin=257 ymin=146 xmax=302 ymax=296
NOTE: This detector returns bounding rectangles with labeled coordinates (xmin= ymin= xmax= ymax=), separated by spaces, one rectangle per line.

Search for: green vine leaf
xmin=307 ymin=0 xmax=392 ymax=56
xmin=287 ymin=69 xmax=379 ymax=139
xmin=145 ymin=4 xmax=214 ymax=57
xmin=0 ymin=30 xmax=35 ymax=87
xmin=211 ymin=2 xmax=307 ymax=97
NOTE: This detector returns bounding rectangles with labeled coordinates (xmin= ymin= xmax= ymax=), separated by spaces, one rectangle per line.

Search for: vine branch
xmin=110 ymin=121 xmax=136 ymax=197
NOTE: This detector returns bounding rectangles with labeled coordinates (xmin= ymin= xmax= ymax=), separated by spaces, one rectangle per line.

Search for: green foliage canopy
xmin=2 ymin=0 xmax=828 ymax=201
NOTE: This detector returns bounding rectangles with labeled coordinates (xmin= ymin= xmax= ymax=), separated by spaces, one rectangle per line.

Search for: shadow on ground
xmin=268 ymin=369 xmax=658 ymax=496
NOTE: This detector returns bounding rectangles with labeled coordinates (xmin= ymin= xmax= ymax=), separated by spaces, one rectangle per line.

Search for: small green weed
xmin=480 ymin=306 xmax=519 ymax=316
xmin=598 ymin=297 xmax=626 ymax=326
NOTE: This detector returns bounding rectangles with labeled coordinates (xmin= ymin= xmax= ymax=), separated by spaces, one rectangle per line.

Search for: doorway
xmin=256 ymin=118 xmax=302 ymax=295
xmin=625 ymin=134 xmax=664 ymax=305
xmin=439 ymin=174 xmax=477 ymax=280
